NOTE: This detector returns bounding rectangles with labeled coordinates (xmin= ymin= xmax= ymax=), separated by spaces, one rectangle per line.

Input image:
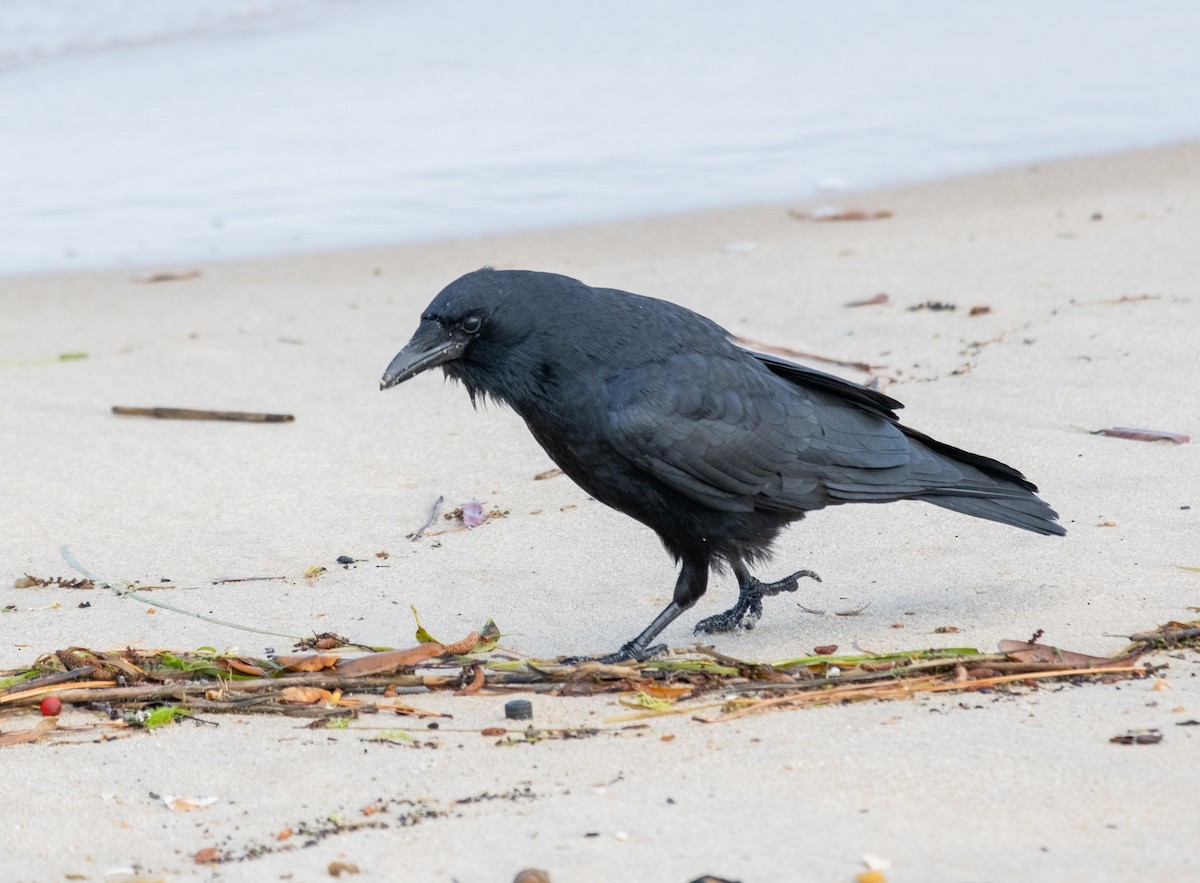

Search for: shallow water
xmin=3 ymin=0 xmax=1199 ymax=275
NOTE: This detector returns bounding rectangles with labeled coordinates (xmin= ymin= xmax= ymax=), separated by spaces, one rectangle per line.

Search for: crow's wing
xmin=607 ymin=352 xmax=917 ymax=514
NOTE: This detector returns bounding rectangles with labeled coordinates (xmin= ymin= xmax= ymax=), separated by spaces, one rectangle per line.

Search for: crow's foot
xmin=560 ymin=642 xmax=668 ymax=666
xmin=693 ymin=568 xmax=821 ymax=635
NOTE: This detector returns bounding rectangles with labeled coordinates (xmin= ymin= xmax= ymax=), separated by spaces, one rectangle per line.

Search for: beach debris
xmin=13 ymin=574 xmax=95 ymax=590
xmin=906 ymin=300 xmax=956 ymax=312
xmin=194 ymin=847 xmax=222 ymax=864
xmin=458 ymin=500 xmax=487 ymax=527
xmin=328 ymin=861 xmax=360 ymax=877
xmin=444 ymin=501 xmax=509 ymax=528
xmin=409 ymin=495 xmax=444 ymax=539
xmin=505 ymin=699 xmax=533 ymax=720
xmin=845 ymin=293 xmax=889 ymax=307
xmin=1091 ymin=427 xmax=1190 ymax=444
xmin=304 ymin=565 xmax=326 ymax=579
xmin=534 ymin=467 xmax=564 ymax=480
xmin=0 ymin=618 xmax=1194 ymax=739
xmin=39 ymin=695 xmax=62 ymax=716
xmin=134 ymin=269 xmax=201 ymax=283
xmin=968 ymin=305 xmax=992 ymax=316
xmin=514 ymin=870 xmax=551 ymax=883
xmin=790 ymin=207 xmax=892 ymax=222
xmin=375 ymin=550 xmax=390 ymax=559
xmin=294 ymin=633 xmax=350 ymax=651
xmin=812 ymin=645 xmax=838 ymax=655
xmin=112 ymin=405 xmax=294 ymax=422
xmin=164 ymin=794 xmax=219 ymax=812
xmin=1109 ymin=729 xmax=1162 ymax=745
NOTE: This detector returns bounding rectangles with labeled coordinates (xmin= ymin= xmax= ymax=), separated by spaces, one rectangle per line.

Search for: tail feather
xmin=918 ymin=491 xmax=1066 ymax=536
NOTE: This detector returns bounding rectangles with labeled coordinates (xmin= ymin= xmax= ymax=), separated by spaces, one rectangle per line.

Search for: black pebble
xmin=336 ymin=555 xmax=354 ymax=565
xmin=505 ymin=699 xmax=533 ymax=720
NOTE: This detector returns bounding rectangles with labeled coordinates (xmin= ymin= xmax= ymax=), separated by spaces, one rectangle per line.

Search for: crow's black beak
xmin=380 ymin=321 xmax=465 ymax=390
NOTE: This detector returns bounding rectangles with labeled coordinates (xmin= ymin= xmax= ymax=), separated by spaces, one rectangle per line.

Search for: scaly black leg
xmin=562 ymin=554 xmax=709 ymax=664
xmin=693 ymin=562 xmax=821 ymax=635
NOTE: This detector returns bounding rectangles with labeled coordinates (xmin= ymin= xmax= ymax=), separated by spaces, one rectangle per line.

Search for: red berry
xmin=40 ymin=695 xmax=62 ymax=716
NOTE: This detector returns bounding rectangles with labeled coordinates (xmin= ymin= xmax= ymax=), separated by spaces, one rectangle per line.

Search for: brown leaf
xmin=534 ymin=468 xmax=564 ymax=480
xmin=481 ymin=727 xmax=507 ymax=737
xmin=278 ymin=686 xmax=334 ymax=705
xmin=218 ymin=658 xmax=268 ymax=677
xmin=813 ymin=644 xmax=838 ymax=655
xmin=276 ymin=654 xmax=341 ymax=672
xmin=335 ymin=643 xmax=444 ymax=677
xmin=998 ymin=640 xmax=1111 ymax=666
xmin=442 ymin=631 xmax=482 ymax=656
xmin=455 ymin=663 xmax=486 ymax=696
xmin=194 ymin=846 xmax=221 ymax=864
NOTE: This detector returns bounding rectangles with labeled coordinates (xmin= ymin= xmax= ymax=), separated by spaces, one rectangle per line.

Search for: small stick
xmin=112 ymin=406 xmax=294 ymax=423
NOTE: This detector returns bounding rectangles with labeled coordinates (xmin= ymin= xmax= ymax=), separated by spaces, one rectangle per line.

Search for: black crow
xmin=382 ymin=268 xmax=1064 ymax=661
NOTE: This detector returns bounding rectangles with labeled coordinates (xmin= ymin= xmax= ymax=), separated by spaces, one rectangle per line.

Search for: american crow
xmin=382 ymin=268 xmax=1064 ymax=660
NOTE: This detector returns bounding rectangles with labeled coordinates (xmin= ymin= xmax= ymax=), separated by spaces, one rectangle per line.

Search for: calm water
xmin=2 ymin=0 xmax=1199 ymax=275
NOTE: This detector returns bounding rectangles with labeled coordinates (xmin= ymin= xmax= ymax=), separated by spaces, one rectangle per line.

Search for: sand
xmin=2 ymin=143 xmax=1198 ymax=882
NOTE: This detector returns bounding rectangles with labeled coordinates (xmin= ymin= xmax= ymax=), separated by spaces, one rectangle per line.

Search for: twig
xmin=0 ymin=664 xmax=96 ymax=695
xmin=112 ymin=406 xmax=294 ymax=423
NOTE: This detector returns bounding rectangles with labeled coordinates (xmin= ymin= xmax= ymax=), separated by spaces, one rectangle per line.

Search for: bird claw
xmin=694 ymin=568 xmax=821 ymax=634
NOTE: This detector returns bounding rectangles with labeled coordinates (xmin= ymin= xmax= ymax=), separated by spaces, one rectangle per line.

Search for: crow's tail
xmin=905 ymin=426 xmax=1066 ymax=536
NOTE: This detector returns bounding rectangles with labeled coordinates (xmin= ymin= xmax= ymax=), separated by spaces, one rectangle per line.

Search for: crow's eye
xmin=461 ymin=316 xmax=482 ymax=334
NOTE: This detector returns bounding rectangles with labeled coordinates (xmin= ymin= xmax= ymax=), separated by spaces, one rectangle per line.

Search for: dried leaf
xmin=217 ymin=657 xmax=267 ymax=677
xmin=335 ymin=643 xmax=444 ymax=677
xmin=278 ymin=686 xmax=334 ymax=705
xmin=998 ymin=640 xmax=1111 ymax=666
xmin=378 ymin=701 xmax=450 ymax=718
xmin=534 ymin=468 xmax=564 ymax=480
xmin=442 ymin=631 xmax=482 ymax=656
xmin=276 ymin=654 xmax=340 ymax=673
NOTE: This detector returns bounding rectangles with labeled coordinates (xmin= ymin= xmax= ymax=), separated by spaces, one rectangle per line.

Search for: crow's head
xmin=381 ymin=267 xmax=575 ymax=406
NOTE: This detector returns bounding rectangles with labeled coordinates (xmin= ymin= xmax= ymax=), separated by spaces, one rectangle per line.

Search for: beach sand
xmin=2 ymin=143 xmax=1198 ymax=882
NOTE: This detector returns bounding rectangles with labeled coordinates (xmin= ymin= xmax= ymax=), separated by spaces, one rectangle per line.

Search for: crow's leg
xmin=694 ymin=562 xmax=821 ymax=635
xmin=563 ymin=555 xmax=709 ymax=664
